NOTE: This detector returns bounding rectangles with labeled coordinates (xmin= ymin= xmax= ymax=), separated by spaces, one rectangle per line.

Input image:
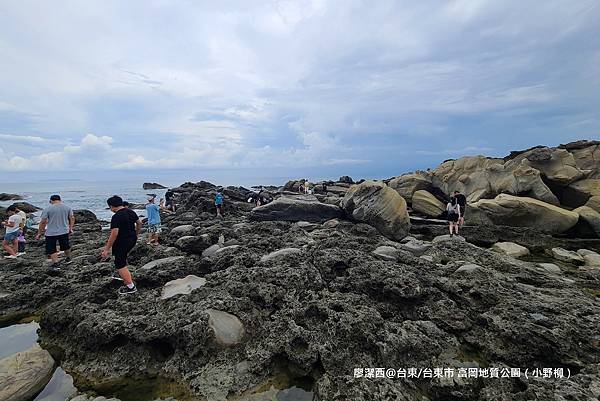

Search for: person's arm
xmin=35 ymin=219 xmax=48 ymax=239
xmin=69 ymin=212 xmax=75 ymax=233
xmin=102 ymin=228 xmax=119 ymax=259
xmin=135 ymin=219 xmax=142 ymax=236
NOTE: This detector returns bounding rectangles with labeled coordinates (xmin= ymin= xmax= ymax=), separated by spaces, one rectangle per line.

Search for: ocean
xmin=1 ymin=179 xmax=181 ymax=221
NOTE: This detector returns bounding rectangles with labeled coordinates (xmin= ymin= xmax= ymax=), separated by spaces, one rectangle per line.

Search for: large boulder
xmin=206 ymin=309 xmax=245 ymax=346
xmin=143 ymin=182 xmax=166 ymax=189
xmin=411 ymin=190 xmax=445 ymax=217
xmin=469 ymin=194 xmax=579 ymax=234
xmin=568 ymin=141 xmax=600 ymax=177
xmin=388 ymin=172 xmax=432 ymax=203
xmin=507 ymin=147 xmax=584 ymax=186
xmin=249 ymin=196 xmax=343 ymax=223
xmin=338 ymin=175 xmax=354 ymax=184
xmin=11 ymin=202 xmax=41 ymax=213
xmin=161 ymin=275 xmax=207 ymax=299
xmin=430 ymin=156 xmax=559 ymax=205
xmin=0 ymin=193 xmax=24 ymax=201
xmin=0 ymin=344 xmax=55 ymax=401
xmin=491 ymin=242 xmax=530 ymax=258
xmin=573 ymin=206 xmax=600 ymax=237
xmin=73 ymin=210 xmax=98 ymax=224
xmin=341 ymin=180 xmax=410 ymax=241
xmin=175 ymin=235 xmax=212 ymax=254
xmin=584 ymin=196 xmax=600 ymax=213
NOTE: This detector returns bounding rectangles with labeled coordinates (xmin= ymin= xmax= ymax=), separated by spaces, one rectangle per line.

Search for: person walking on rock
xmin=102 ymin=195 xmax=141 ymax=295
xmin=35 ymin=195 xmax=75 ymax=270
xmin=446 ymin=196 xmax=461 ymax=236
xmin=453 ymin=190 xmax=467 ymax=226
xmin=145 ymin=194 xmax=162 ymax=245
xmin=2 ymin=206 xmax=22 ymax=259
xmin=215 ymin=190 xmax=224 ymax=218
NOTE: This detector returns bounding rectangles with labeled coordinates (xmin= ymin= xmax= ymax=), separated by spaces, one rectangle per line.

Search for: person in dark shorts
xmin=35 ymin=195 xmax=75 ymax=270
xmin=446 ymin=196 xmax=461 ymax=236
xmin=102 ymin=195 xmax=142 ymax=295
xmin=453 ymin=190 xmax=467 ymax=226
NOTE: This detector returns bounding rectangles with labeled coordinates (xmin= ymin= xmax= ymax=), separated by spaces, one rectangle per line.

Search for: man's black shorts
xmin=112 ymin=239 xmax=137 ymax=269
xmin=45 ymin=234 xmax=70 ymax=255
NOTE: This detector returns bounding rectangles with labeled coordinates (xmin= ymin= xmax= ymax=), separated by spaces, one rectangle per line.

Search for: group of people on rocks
xmin=2 ymin=204 xmax=34 ymax=259
xmin=3 ymin=183 xmax=468 ymax=296
xmin=2 ymin=188 xmax=227 ymax=295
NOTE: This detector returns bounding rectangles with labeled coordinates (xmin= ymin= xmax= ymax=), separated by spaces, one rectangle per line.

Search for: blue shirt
xmin=146 ymin=203 xmax=161 ymax=225
xmin=215 ymin=193 xmax=223 ymax=205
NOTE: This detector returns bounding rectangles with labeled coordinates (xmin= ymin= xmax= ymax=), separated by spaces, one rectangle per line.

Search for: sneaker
xmin=16 ymin=252 xmax=26 ymax=257
xmin=64 ymin=257 xmax=72 ymax=265
xmin=111 ymin=272 xmax=124 ymax=281
xmin=4 ymin=255 xmax=17 ymax=259
xmin=118 ymin=285 xmax=137 ymax=295
xmin=49 ymin=263 xmax=61 ymax=271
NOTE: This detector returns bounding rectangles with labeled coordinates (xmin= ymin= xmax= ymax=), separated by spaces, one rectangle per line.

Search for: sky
xmin=1 ymin=0 xmax=599 ymax=185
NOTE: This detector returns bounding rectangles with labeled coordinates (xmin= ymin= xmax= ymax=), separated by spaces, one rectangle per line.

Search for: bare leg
xmin=449 ymin=223 xmax=453 ymax=235
xmin=64 ymin=249 xmax=72 ymax=258
xmin=118 ymin=267 xmax=133 ymax=286
xmin=3 ymin=240 xmax=16 ymax=256
xmin=50 ymin=252 xmax=59 ymax=263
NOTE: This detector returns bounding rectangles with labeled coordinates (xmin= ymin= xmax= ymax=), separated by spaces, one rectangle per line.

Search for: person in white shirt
xmin=2 ymin=206 xmax=22 ymax=259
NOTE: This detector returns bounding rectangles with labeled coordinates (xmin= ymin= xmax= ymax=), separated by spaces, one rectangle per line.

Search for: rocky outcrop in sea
xmin=1 ymin=140 xmax=599 ymax=401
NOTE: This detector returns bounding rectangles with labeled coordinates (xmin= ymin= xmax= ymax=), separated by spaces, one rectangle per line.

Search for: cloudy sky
xmin=1 ymin=0 xmax=599 ymax=184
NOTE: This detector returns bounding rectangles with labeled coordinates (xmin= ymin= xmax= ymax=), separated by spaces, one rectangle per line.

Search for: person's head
xmin=107 ymin=195 xmax=124 ymax=212
xmin=147 ymin=194 xmax=157 ymax=203
xmin=6 ymin=205 xmax=17 ymax=216
xmin=454 ymin=190 xmax=461 ymax=195
xmin=50 ymin=194 xmax=61 ymax=204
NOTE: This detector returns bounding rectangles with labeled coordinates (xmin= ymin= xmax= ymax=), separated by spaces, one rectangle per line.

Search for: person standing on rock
xmin=164 ymin=189 xmax=176 ymax=212
xmin=215 ymin=190 xmax=224 ymax=218
xmin=145 ymin=194 xmax=162 ymax=245
xmin=453 ymin=190 xmax=467 ymax=226
xmin=35 ymin=195 xmax=75 ymax=270
xmin=446 ymin=196 xmax=461 ymax=236
xmin=102 ymin=195 xmax=141 ymax=295
xmin=2 ymin=206 xmax=22 ymax=259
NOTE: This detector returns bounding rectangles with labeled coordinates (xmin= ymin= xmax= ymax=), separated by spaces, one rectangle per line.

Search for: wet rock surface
xmin=0 ymin=345 xmax=55 ymax=401
xmin=1 ymin=174 xmax=600 ymax=401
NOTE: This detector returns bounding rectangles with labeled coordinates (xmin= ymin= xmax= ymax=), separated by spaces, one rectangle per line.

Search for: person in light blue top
xmin=145 ymin=194 xmax=162 ymax=245
xmin=215 ymin=190 xmax=224 ymax=218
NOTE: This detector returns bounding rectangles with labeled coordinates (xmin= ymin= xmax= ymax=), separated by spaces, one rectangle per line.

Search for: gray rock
xmin=260 ymin=248 xmax=302 ymax=262
xmin=175 ymin=235 xmax=212 ymax=254
xmin=398 ymin=240 xmax=432 ymax=256
xmin=296 ymin=221 xmax=319 ymax=231
xmin=0 ymin=344 xmax=55 ymax=401
xmin=372 ymin=246 xmax=400 ymax=261
xmin=341 ymin=180 xmax=410 ymax=241
xmin=433 ymin=234 xmax=465 ymax=243
xmin=250 ymin=196 xmax=343 ymax=223
xmin=206 ymin=309 xmax=245 ymax=346
xmin=454 ymin=264 xmax=482 ymax=274
xmin=491 ymin=242 xmax=530 ymax=258
xmin=214 ymin=245 xmax=240 ymax=255
xmin=322 ymin=219 xmax=340 ymax=229
xmin=538 ymin=263 xmax=561 ymax=274
xmin=202 ymin=244 xmax=221 ymax=258
xmin=169 ymin=225 xmax=196 ymax=237
xmin=551 ymin=247 xmax=585 ymax=264
xmin=140 ymin=256 xmax=185 ymax=270
xmin=161 ymin=275 xmax=207 ymax=299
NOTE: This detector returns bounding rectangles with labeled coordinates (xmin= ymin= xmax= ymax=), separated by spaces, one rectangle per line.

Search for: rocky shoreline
xmin=1 ymin=140 xmax=600 ymax=401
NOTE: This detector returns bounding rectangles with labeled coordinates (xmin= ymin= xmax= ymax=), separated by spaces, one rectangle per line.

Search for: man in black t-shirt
xmin=453 ymin=190 xmax=467 ymax=226
xmin=102 ymin=195 xmax=142 ymax=295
